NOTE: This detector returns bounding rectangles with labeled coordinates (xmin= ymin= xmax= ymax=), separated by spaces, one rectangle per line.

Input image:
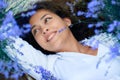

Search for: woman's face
xmin=29 ymin=10 xmax=72 ymax=52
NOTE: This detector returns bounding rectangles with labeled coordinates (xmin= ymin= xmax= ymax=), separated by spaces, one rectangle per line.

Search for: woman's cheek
xmin=35 ymin=36 xmax=42 ymax=45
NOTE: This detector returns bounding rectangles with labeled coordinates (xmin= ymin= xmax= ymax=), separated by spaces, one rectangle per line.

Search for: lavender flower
xmin=85 ymin=12 xmax=93 ymax=18
xmin=0 ymin=0 xmax=7 ymax=9
xmin=111 ymin=0 xmax=120 ymax=5
xmin=21 ymin=24 xmax=31 ymax=34
xmin=88 ymin=0 xmax=104 ymax=13
xmin=88 ymin=0 xmax=100 ymax=13
xmin=111 ymin=0 xmax=117 ymax=5
xmin=106 ymin=43 xmax=120 ymax=62
xmin=107 ymin=26 xmax=115 ymax=32
xmin=34 ymin=66 xmax=57 ymax=80
xmin=84 ymin=37 xmax=100 ymax=50
xmin=77 ymin=11 xmax=85 ymax=16
xmin=107 ymin=20 xmax=119 ymax=32
xmin=58 ymin=27 xmax=67 ymax=33
xmin=117 ymin=33 xmax=120 ymax=40
xmin=95 ymin=22 xmax=103 ymax=28
xmin=21 ymin=10 xmax=36 ymax=17
xmin=86 ymin=0 xmax=105 ymax=18
xmin=0 ymin=60 xmax=24 ymax=79
xmin=94 ymin=29 xmax=100 ymax=35
xmin=0 ymin=11 xmax=22 ymax=40
xmin=88 ymin=24 xmax=94 ymax=28
xmin=66 ymin=2 xmax=74 ymax=14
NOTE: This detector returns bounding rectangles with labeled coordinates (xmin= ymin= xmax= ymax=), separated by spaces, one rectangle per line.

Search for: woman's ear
xmin=63 ymin=18 xmax=72 ymax=27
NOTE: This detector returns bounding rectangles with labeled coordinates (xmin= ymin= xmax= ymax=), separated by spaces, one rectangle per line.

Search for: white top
xmin=6 ymin=41 xmax=120 ymax=80
xmin=5 ymin=33 xmax=120 ymax=80
xmin=53 ymin=44 xmax=120 ymax=80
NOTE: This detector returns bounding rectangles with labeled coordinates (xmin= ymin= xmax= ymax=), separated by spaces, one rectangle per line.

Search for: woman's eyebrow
xmin=40 ymin=14 xmax=48 ymax=20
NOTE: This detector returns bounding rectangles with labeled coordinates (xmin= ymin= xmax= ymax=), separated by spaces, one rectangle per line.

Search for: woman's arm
xmin=4 ymin=37 xmax=48 ymax=79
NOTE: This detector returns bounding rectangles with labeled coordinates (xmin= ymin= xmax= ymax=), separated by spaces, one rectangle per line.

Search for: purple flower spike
xmin=58 ymin=27 xmax=67 ymax=33
xmin=0 ymin=0 xmax=7 ymax=9
xmin=0 ymin=11 xmax=22 ymax=40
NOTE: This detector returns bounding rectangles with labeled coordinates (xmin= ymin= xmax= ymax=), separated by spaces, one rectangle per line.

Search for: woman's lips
xmin=47 ymin=31 xmax=57 ymax=42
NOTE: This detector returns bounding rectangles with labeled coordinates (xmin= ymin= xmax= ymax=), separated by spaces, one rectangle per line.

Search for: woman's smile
xmin=46 ymin=31 xmax=57 ymax=42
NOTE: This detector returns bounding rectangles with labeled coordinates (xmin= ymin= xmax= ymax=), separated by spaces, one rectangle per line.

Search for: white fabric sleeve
xmin=4 ymin=37 xmax=47 ymax=79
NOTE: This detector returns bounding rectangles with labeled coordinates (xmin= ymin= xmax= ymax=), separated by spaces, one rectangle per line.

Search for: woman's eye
xmin=44 ymin=17 xmax=52 ymax=23
xmin=33 ymin=29 xmax=40 ymax=36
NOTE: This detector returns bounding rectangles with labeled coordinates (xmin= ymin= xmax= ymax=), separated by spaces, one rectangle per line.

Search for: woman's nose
xmin=43 ymin=28 xmax=49 ymax=34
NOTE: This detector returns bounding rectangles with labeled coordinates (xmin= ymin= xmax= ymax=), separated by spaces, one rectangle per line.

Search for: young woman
xmin=7 ymin=1 xmax=120 ymax=80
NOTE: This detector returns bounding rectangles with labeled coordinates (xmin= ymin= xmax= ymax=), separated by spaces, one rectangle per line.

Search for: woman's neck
xmin=58 ymin=33 xmax=80 ymax=52
xmin=59 ymin=33 xmax=98 ymax=56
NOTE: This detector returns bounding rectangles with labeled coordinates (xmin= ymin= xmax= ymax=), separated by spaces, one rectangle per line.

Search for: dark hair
xmin=17 ymin=1 xmax=77 ymax=24
xmin=35 ymin=1 xmax=70 ymax=18
xmin=15 ymin=1 xmax=95 ymax=55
